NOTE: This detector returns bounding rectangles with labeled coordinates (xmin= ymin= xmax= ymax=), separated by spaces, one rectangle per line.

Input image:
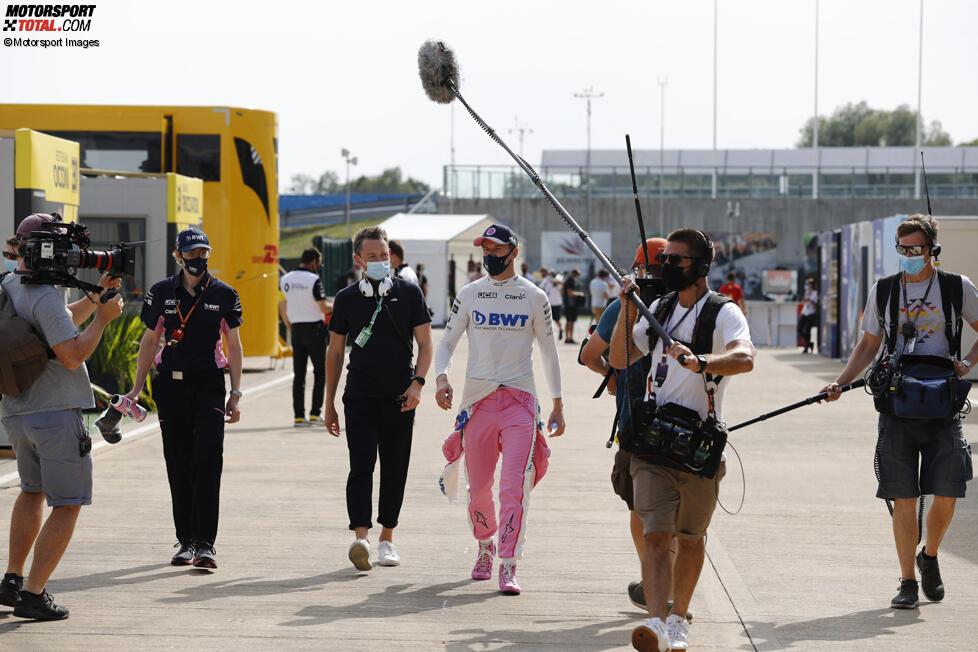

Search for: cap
xmin=633 ymin=237 xmax=668 ymax=267
xmin=176 ymin=226 xmax=211 ymax=252
xmin=473 ymin=224 xmax=518 ymax=248
xmin=16 ymin=213 xmax=65 ymax=238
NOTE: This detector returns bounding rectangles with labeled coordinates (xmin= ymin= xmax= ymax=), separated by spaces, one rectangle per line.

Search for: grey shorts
xmin=876 ymin=413 xmax=974 ymax=499
xmin=2 ymin=409 xmax=93 ymax=506
xmin=611 ymin=448 xmax=635 ymax=510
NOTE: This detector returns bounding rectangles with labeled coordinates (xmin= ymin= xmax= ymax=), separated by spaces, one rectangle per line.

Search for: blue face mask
xmin=365 ymin=260 xmax=390 ymax=281
xmin=900 ymin=254 xmax=926 ymax=275
xmin=5 ymin=259 xmax=17 ymax=273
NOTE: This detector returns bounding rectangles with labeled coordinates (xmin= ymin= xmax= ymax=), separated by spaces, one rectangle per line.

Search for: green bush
xmin=87 ymin=311 xmax=156 ymax=411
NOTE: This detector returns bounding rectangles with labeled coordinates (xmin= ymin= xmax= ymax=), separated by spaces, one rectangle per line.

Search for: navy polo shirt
xmin=329 ymin=277 xmax=430 ymax=398
xmin=141 ymin=271 xmax=243 ymax=372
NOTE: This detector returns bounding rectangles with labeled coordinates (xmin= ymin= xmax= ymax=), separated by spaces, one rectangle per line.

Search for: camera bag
xmin=0 ymin=273 xmax=52 ymax=397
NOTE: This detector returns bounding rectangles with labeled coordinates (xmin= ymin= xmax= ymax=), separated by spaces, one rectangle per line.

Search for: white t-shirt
xmin=395 ymin=264 xmax=419 ymax=286
xmin=633 ymin=292 xmax=752 ymax=422
xmin=435 ymin=274 xmax=562 ymax=408
xmin=280 ymin=269 xmax=326 ymax=324
xmin=861 ymin=273 xmax=978 ymax=359
xmin=589 ymin=277 xmax=609 ymax=308
xmin=801 ymin=289 xmax=818 ymax=316
xmin=539 ymin=276 xmax=563 ymax=306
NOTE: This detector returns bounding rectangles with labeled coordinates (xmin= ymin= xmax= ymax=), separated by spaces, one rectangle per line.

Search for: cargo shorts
xmin=2 ymin=408 xmax=93 ymax=506
xmin=630 ymin=455 xmax=726 ymax=540
xmin=876 ymin=413 xmax=974 ymax=499
xmin=610 ymin=448 xmax=635 ymax=510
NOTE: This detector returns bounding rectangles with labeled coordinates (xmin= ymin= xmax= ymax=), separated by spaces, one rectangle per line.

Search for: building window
xmin=46 ymin=130 xmax=162 ymax=174
xmin=177 ymin=134 xmax=221 ymax=181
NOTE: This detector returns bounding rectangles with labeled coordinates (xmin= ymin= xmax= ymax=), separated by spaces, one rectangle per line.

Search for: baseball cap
xmin=176 ymin=226 xmax=211 ymax=252
xmin=633 ymin=237 xmax=668 ymax=267
xmin=16 ymin=212 xmax=65 ymax=238
xmin=473 ymin=224 xmax=518 ymax=248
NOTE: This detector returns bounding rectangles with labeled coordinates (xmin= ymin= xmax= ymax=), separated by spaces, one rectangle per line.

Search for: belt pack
xmin=620 ymin=399 xmax=726 ymax=479
xmin=874 ymin=354 xmax=971 ymax=419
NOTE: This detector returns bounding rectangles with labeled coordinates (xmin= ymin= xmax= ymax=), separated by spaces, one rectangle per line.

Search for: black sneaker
xmin=12 ymin=589 xmax=69 ymax=620
xmin=891 ymin=578 xmax=919 ymax=609
xmin=916 ymin=549 xmax=945 ymax=601
xmin=627 ymin=580 xmax=646 ymax=609
xmin=193 ymin=543 xmax=217 ymax=569
xmin=171 ymin=540 xmax=196 ymax=566
xmin=0 ymin=572 xmax=23 ymax=607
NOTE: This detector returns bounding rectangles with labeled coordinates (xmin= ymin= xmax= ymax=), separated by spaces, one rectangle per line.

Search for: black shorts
xmin=876 ymin=413 xmax=974 ymax=499
xmin=610 ymin=448 xmax=634 ymax=510
xmin=565 ymin=307 xmax=578 ymax=322
xmin=551 ymin=305 xmax=562 ymax=322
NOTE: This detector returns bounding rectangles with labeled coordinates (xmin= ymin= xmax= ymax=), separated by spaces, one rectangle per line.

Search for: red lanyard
xmin=167 ymin=277 xmax=211 ymax=347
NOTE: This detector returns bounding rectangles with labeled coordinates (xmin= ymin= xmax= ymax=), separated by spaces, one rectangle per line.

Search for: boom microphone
xmin=418 ymin=38 xmax=678 ymax=352
xmin=418 ymin=40 xmax=460 ymax=104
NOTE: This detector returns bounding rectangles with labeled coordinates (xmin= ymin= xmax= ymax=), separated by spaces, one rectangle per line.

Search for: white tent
xmin=379 ymin=213 xmax=525 ymax=325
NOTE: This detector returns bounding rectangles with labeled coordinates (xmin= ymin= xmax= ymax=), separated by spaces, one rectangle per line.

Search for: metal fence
xmin=444 ymin=164 xmax=978 ymax=200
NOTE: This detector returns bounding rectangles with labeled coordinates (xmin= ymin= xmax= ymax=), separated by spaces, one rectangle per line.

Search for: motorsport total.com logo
xmin=4 ymin=4 xmax=95 ymax=32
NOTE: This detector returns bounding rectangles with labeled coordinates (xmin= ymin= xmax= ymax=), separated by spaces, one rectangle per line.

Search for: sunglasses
xmin=655 ymin=253 xmax=700 ymax=266
xmin=2 ymin=251 xmax=20 ymax=260
xmin=895 ymin=244 xmax=931 ymax=256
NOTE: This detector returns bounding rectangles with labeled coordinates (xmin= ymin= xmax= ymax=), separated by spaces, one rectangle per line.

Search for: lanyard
xmin=650 ymin=295 xmax=702 ymax=394
xmin=900 ymin=271 xmax=935 ymax=352
xmin=167 ymin=277 xmax=211 ymax=348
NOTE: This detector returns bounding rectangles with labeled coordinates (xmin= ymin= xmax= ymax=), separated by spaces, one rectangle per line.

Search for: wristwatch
xmin=410 ymin=376 xmax=426 ymax=386
xmin=695 ymin=355 xmax=708 ymax=373
xmin=962 ymin=360 xmax=972 ymax=369
xmin=229 ymin=389 xmax=243 ymax=398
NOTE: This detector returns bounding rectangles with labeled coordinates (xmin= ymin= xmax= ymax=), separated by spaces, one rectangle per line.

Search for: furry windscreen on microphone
xmin=418 ymin=39 xmax=459 ymax=104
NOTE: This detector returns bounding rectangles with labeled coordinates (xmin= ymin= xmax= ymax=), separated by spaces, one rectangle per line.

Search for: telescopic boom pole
xmin=727 ymin=379 xmax=865 ymax=432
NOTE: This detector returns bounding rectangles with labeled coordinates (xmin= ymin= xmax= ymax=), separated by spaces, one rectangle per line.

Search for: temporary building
xmin=379 ymin=213 xmax=524 ymax=325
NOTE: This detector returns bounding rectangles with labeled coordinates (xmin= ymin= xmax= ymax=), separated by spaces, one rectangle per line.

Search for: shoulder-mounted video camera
xmin=18 ymin=214 xmax=136 ymax=298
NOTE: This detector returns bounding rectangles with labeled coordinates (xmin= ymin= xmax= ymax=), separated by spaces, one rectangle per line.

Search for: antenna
xmin=920 ymin=151 xmax=932 ymax=216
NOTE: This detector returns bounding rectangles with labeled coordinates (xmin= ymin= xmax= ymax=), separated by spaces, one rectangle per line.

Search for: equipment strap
xmin=877 ymin=270 xmax=963 ymax=357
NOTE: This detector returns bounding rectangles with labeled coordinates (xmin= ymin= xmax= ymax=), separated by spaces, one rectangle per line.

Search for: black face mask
xmin=483 ymin=252 xmax=511 ymax=277
xmin=183 ymin=256 xmax=208 ymax=277
xmin=662 ymin=263 xmax=695 ymax=292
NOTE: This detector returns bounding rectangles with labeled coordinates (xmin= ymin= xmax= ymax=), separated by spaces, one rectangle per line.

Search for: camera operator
xmin=124 ymin=227 xmax=243 ymax=570
xmin=580 ymin=238 xmax=670 ymax=614
xmin=819 ymin=214 xmax=976 ymax=609
xmin=325 ymin=226 xmax=432 ymax=571
xmin=609 ymin=228 xmax=754 ymax=651
xmin=1 ymin=214 xmax=123 ymax=621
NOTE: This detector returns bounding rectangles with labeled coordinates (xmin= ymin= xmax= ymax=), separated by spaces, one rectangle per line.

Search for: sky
xmin=2 ymin=0 xmax=976 ymax=191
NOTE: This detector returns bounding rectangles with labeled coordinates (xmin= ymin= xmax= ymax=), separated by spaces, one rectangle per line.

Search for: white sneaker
xmin=666 ymin=614 xmax=689 ymax=650
xmin=377 ymin=540 xmax=400 ymax=566
xmin=348 ymin=538 xmax=371 ymax=571
xmin=631 ymin=616 xmax=671 ymax=651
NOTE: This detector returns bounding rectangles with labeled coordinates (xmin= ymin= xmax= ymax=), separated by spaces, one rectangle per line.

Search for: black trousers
xmin=798 ymin=313 xmax=818 ymax=349
xmin=155 ymin=372 xmax=226 ymax=545
xmin=291 ymin=321 xmax=327 ymax=418
xmin=343 ymin=393 xmax=415 ymax=530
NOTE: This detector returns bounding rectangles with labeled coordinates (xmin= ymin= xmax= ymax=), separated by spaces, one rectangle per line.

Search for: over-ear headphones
xmin=896 ymin=221 xmax=942 ymax=258
xmin=691 ymin=229 xmax=714 ymax=278
xmin=358 ymin=276 xmax=393 ymax=297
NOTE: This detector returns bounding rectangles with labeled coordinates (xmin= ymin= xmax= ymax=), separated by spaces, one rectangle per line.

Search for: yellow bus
xmin=0 ymin=104 xmax=279 ymax=357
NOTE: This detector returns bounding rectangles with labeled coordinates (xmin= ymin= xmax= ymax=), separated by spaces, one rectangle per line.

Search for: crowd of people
xmin=1 ymin=214 xmax=972 ymax=652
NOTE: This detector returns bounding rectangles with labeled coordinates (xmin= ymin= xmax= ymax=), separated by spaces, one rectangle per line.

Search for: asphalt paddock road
xmin=0 ymin=336 xmax=974 ymax=650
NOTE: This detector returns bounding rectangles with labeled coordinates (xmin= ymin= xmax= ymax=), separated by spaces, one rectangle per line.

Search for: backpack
xmin=875 ymin=270 xmax=963 ymax=357
xmin=0 ymin=273 xmax=52 ymax=397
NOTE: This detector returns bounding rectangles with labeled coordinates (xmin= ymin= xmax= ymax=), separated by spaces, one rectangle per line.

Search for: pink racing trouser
xmin=464 ymin=387 xmax=538 ymax=560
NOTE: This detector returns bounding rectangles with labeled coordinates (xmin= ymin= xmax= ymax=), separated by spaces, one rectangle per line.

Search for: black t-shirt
xmin=141 ymin=271 xmax=243 ymax=372
xmin=562 ymin=276 xmax=579 ymax=307
xmin=329 ymin=277 xmax=431 ymax=398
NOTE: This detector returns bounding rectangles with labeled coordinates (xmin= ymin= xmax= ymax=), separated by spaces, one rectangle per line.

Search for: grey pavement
xmin=0 ymin=333 xmax=975 ymax=650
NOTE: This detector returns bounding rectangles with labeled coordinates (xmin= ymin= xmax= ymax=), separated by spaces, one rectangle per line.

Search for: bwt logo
xmin=472 ymin=310 xmax=529 ymax=327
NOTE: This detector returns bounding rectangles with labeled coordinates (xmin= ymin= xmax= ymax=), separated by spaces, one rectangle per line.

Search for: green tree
xmin=797 ymin=101 xmax=951 ymax=147
xmin=956 ymin=137 xmax=978 ymax=147
xmin=288 ymin=171 xmax=340 ymax=194
xmin=349 ymin=167 xmax=430 ymax=194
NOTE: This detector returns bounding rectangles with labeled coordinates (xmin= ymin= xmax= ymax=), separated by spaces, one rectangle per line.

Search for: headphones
xmin=358 ymin=276 xmax=393 ymax=298
xmin=690 ymin=229 xmax=715 ymax=278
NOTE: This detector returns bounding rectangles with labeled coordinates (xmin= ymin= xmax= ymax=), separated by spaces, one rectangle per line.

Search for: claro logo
xmin=472 ymin=310 xmax=529 ymax=327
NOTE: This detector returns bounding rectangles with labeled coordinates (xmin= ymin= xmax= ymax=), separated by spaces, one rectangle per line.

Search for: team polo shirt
xmin=280 ymin=268 xmax=326 ymax=324
xmin=141 ymin=271 xmax=243 ymax=372
xmin=329 ymin=277 xmax=430 ymax=398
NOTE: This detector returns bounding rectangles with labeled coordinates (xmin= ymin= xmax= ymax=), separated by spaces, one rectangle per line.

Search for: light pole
xmin=509 ymin=116 xmax=533 ymax=237
xmin=914 ymin=0 xmax=924 ymax=200
xmin=658 ymin=77 xmax=667 ymax=237
xmin=712 ymin=0 xmax=718 ymax=199
xmin=574 ymin=87 xmax=603 ymax=229
xmin=342 ymin=148 xmax=357 ymax=238
xmin=813 ymin=0 xmax=820 ymax=199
